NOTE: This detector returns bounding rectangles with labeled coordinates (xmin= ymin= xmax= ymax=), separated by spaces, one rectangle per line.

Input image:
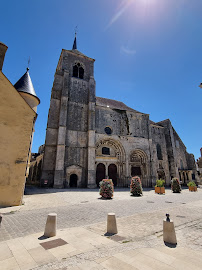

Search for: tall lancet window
xmin=156 ymin=144 xmax=163 ymax=160
xmin=73 ymin=63 xmax=84 ymax=79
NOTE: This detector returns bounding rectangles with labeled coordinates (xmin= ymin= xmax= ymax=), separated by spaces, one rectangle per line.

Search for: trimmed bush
xmin=155 ymin=179 xmax=165 ymax=187
xmin=99 ymin=179 xmax=114 ymax=199
xmin=187 ymin=181 xmax=196 ymax=187
xmin=171 ymin=177 xmax=181 ymax=193
xmin=130 ymin=176 xmax=143 ymax=196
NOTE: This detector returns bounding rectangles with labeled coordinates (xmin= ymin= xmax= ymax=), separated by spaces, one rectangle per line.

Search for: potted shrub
xmin=187 ymin=181 xmax=197 ymax=192
xmin=155 ymin=179 xmax=165 ymax=194
xmin=99 ymin=179 xmax=114 ymax=199
xmin=171 ymin=177 xmax=181 ymax=193
xmin=130 ymin=176 xmax=143 ymax=196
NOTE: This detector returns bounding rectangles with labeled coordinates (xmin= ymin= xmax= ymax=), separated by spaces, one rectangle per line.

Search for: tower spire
xmin=72 ymin=26 xmax=77 ymax=50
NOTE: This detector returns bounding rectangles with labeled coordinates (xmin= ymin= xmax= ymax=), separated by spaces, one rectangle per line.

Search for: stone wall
xmin=150 ymin=124 xmax=170 ymax=185
xmin=0 ymin=72 xmax=36 ymax=206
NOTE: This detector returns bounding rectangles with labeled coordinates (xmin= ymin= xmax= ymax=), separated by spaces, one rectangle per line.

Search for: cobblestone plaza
xmin=0 ymin=187 xmax=202 ymax=269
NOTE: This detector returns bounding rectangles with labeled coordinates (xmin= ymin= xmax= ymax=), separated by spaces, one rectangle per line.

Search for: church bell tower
xmin=41 ymin=35 xmax=96 ymax=188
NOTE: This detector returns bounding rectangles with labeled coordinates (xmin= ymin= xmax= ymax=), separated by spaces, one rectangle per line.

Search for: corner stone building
xmin=41 ymin=38 xmax=198 ymax=188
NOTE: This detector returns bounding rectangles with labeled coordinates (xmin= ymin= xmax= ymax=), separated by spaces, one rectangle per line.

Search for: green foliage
xmin=130 ymin=176 xmax=143 ymax=196
xmin=171 ymin=177 xmax=181 ymax=193
xmin=155 ymin=179 xmax=165 ymax=187
xmin=99 ymin=179 xmax=114 ymax=199
xmin=187 ymin=181 xmax=196 ymax=187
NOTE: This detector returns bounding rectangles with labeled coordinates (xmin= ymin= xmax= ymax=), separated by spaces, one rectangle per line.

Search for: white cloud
xmin=120 ymin=45 xmax=136 ymax=55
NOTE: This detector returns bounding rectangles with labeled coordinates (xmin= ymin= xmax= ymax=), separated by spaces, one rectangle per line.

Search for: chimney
xmin=0 ymin=42 xmax=8 ymax=71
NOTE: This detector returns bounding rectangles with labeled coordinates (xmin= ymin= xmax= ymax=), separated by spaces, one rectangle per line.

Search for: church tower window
xmin=156 ymin=144 xmax=163 ymax=160
xmin=73 ymin=63 xmax=84 ymax=79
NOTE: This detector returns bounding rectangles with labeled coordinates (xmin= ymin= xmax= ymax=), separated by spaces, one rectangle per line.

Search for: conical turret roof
xmin=14 ymin=68 xmax=40 ymax=103
xmin=72 ymin=35 xmax=77 ymax=50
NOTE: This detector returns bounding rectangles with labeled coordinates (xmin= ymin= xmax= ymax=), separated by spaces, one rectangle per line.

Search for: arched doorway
xmin=183 ymin=172 xmax=186 ymax=184
xmin=96 ymin=163 xmax=105 ymax=187
xmin=130 ymin=149 xmax=148 ymax=186
xmin=70 ymin=174 xmax=78 ymax=187
xmin=95 ymin=139 xmax=126 ymax=187
xmin=157 ymin=170 xmax=165 ymax=180
xmin=179 ymin=172 xmax=181 ymax=182
xmin=131 ymin=166 xmax=141 ymax=177
xmin=108 ymin=164 xmax=117 ymax=186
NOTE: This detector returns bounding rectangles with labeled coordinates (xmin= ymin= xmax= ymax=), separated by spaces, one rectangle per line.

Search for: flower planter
xmin=155 ymin=186 xmax=165 ymax=194
xmin=130 ymin=176 xmax=143 ymax=196
xmin=188 ymin=186 xmax=197 ymax=192
xmin=99 ymin=179 xmax=114 ymax=199
xmin=171 ymin=178 xmax=181 ymax=193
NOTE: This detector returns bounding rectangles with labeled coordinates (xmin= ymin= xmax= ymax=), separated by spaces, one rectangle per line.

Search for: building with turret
xmin=41 ymin=36 xmax=198 ymax=188
xmin=0 ymin=42 xmax=40 ymax=206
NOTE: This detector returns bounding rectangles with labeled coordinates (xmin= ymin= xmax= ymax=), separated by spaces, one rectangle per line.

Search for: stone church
xmin=41 ymin=36 xmax=198 ymax=188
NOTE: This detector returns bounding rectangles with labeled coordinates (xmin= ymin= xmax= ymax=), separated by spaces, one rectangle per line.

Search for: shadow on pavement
xmin=164 ymin=241 xmax=177 ymax=248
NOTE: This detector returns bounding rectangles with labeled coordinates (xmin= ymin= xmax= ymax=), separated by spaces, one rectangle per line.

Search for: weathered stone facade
xmin=41 ymin=43 xmax=198 ymax=188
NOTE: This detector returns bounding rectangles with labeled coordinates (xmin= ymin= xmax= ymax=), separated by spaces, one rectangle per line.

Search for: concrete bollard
xmin=107 ymin=213 xmax=118 ymax=234
xmin=44 ymin=213 xmax=57 ymax=237
xmin=163 ymin=214 xmax=177 ymax=245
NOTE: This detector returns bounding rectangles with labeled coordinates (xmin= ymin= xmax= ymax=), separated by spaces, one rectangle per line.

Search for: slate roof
xmin=66 ymin=49 xmax=95 ymax=61
xmin=14 ymin=68 xmax=40 ymax=103
xmin=96 ymin=97 xmax=144 ymax=114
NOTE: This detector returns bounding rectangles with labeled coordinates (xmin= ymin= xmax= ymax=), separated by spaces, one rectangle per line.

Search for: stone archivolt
xmin=96 ymin=139 xmax=125 ymax=163
xmin=130 ymin=149 xmax=147 ymax=164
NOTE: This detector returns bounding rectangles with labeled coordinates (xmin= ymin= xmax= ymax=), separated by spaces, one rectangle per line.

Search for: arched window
xmin=156 ymin=144 xmax=163 ymax=160
xmin=79 ymin=66 xmax=84 ymax=79
xmin=72 ymin=63 xmax=84 ymax=79
xmin=102 ymin=147 xmax=110 ymax=155
xmin=73 ymin=65 xmax=78 ymax=77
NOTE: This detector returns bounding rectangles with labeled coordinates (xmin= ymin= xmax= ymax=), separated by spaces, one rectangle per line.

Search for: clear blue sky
xmin=1 ymin=0 xmax=202 ymax=159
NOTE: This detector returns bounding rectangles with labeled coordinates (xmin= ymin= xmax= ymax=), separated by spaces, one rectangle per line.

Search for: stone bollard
xmin=44 ymin=213 xmax=57 ymax=237
xmin=107 ymin=213 xmax=118 ymax=234
xmin=163 ymin=214 xmax=177 ymax=245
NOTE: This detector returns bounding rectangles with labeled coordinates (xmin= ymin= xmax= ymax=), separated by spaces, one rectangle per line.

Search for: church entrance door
xmin=108 ymin=164 xmax=117 ymax=187
xmin=131 ymin=166 xmax=141 ymax=177
xmin=70 ymin=174 xmax=78 ymax=187
xmin=96 ymin=163 xmax=105 ymax=187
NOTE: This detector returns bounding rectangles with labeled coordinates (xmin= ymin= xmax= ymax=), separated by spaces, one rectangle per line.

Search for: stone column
xmin=87 ymin=130 xmax=96 ymax=188
xmin=87 ymin=77 xmax=96 ymax=188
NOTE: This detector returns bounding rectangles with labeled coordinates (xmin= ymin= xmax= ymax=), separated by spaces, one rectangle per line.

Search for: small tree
xmin=99 ymin=179 xmax=114 ymax=199
xmin=171 ymin=177 xmax=181 ymax=193
xmin=130 ymin=176 xmax=143 ymax=196
xmin=155 ymin=179 xmax=165 ymax=187
xmin=187 ymin=181 xmax=196 ymax=187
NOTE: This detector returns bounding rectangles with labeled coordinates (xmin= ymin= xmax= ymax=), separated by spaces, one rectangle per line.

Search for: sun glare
xmin=106 ymin=0 xmax=159 ymax=29
xmin=135 ymin=0 xmax=157 ymax=7
xmin=137 ymin=0 xmax=155 ymax=4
